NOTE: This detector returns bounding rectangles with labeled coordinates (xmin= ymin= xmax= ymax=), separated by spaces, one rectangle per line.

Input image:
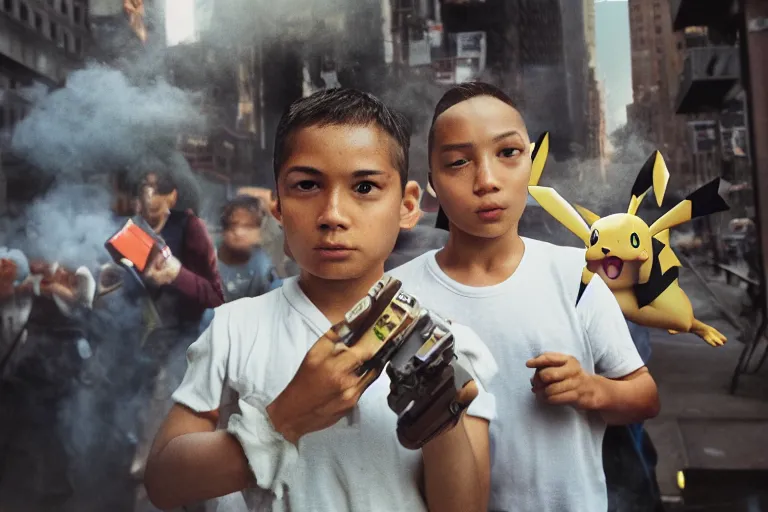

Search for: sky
xmin=594 ymin=0 xmax=633 ymax=134
xmin=165 ymin=0 xmax=197 ymax=46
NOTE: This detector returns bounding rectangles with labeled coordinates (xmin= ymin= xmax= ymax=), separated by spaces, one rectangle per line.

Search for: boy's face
xmin=430 ymin=96 xmax=531 ymax=239
xmin=223 ymin=208 xmax=262 ymax=253
xmin=274 ymin=123 xmax=418 ymax=281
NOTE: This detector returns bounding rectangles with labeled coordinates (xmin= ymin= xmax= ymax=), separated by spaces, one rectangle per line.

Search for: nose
xmin=602 ymin=248 xmax=610 ymax=255
xmin=473 ymin=157 xmax=502 ymax=196
xmin=317 ymin=188 xmax=351 ymax=231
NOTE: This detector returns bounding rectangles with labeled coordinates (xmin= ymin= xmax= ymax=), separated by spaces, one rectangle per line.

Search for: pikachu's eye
xmin=590 ymin=229 xmax=599 ymax=246
xmin=630 ymin=232 xmax=640 ymax=249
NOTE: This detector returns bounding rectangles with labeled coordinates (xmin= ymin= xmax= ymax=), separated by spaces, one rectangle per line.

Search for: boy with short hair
xmin=144 ymin=88 xmax=497 ymax=512
xmin=392 ymin=82 xmax=659 ymax=512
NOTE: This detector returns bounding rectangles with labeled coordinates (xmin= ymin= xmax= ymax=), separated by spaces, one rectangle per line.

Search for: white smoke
xmin=11 ymin=64 xmax=204 ymax=180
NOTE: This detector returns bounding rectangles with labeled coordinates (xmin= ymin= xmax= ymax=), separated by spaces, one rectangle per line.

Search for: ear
xmin=529 ymin=132 xmax=550 ymax=186
xmin=169 ymin=190 xmax=179 ymax=209
xmin=573 ymin=204 xmax=601 ymax=226
xmin=400 ymin=180 xmax=422 ymax=230
xmin=271 ymin=197 xmax=282 ymax=225
xmin=528 ymin=186 xmax=591 ymax=245
xmin=651 ymin=151 xmax=670 ymax=207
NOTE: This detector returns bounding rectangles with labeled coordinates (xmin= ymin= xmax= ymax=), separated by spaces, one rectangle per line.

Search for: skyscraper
xmin=626 ymin=0 xmax=689 ymax=181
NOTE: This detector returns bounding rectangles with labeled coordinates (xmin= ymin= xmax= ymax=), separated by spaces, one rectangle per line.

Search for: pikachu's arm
xmin=622 ymin=297 xmax=693 ymax=333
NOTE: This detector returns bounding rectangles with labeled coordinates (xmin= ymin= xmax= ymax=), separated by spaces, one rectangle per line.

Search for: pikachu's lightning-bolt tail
xmin=528 ymin=186 xmax=591 ymax=245
xmin=528 ymin=132 xmax=550 ymax=187
xmin=654 ymin=229 xmax=682 ymax=271
xmin=650 ymin=178 xmax=730 ymax=236
xmin=627 ymin=151 xmax=670 ymax=215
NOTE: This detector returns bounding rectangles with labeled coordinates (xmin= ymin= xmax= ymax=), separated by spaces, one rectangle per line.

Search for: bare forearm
xmin=144 ymin=430 xmax=252 ymax=510
xmin=422 ymin=422 xmax=482 ymax=512
xmin=592 ymin=372 xmax=660 ymax=425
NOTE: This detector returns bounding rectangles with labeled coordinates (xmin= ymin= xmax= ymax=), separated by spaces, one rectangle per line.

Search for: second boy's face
xmin=430 ymin=96 xmax=531 ymax=239
xmin=275 ymin=124 xmax=410 ymax=281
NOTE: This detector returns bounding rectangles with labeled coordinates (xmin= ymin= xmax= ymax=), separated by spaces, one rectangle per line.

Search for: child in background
xmin=200 ymin=196 xmax=280 ymax=331
xmin=217 ymin=195 xmax=280 ymax=302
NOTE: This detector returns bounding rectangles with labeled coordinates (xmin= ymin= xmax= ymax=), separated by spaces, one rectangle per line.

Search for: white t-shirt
xmin=389 ymin=237 xmax=645 ymax=512
xmin=172 ymin=275 xmax=498 ymax=512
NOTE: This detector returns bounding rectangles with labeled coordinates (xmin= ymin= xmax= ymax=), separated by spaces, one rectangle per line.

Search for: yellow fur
xmin=528 ymin=134 xmax=726 ymax=347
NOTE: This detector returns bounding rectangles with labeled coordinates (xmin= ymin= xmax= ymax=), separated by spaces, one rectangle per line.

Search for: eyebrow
xmin=284 ymin=166 xmax=387 ymax=178
xmin=439 ymin=130 xmax=522 ymax=152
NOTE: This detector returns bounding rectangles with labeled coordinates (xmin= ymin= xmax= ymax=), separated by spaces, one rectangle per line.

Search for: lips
xmin=316 ymin=244 xmax=352 ymax=251
xmin=476 ymin=204 xmax=505 ymax=213
xmin=601 ymin=256 xmax=624 ymax=280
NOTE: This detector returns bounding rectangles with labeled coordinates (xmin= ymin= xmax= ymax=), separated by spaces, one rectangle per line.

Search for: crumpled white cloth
xmin=226 ymin=393 xmax=299 ymax=502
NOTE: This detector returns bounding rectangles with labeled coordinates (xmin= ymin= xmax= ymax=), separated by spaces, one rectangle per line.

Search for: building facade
xmin=1 ymin=0 xmax=91 ymax=211
xmin=627 ymin=0 xmax=690 ymax=188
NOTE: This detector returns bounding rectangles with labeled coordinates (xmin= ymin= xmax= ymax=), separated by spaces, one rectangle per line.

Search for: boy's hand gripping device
xmin=330 ymin=276 xmax=478 ymax=449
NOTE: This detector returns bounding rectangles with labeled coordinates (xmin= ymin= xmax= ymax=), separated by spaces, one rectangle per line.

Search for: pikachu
xmin=528 ymin=133 xmax=729 ymax=347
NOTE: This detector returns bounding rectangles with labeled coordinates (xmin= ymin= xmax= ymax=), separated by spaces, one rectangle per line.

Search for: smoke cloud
xmin=20 ymin=184 xmax=120 ymax=269
xmin=11 ymin=64 xmax=204 ymax=182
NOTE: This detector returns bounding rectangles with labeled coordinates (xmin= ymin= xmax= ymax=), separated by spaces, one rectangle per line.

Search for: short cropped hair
xmin=428 ymin=82 xmax=521 ymax=231
xmin=273 ymin=88 xmax=411 ymax=189
xmin=427 ymin=82 xmax=520 ymax=165
xmin=220 ymin=195 xmax=264 ymax=230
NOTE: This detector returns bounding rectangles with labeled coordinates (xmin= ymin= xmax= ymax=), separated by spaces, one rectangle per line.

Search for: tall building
xmin=670 ymin=0 xmax=757 ymax=218
xmin=1 ymin=0 xmax=91 ymax=209
xmin=88 ymin=0 xmax=164 ymax=61
xmin=164 ymin=0 xmax=386 ymax=190
xmin=626 ymin=0 xmax=691 ymax=186
xmin=441 ymin=0 xmax=575 ymax=160
xmin=560 ymin=0 xmax=605 ymax=164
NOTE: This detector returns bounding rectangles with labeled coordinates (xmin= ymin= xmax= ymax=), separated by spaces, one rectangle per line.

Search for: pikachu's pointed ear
xmin=650 ymin=178 xmax=729 ymax=236
xmin=651 ymin=151 xmax=670 ymax=207
xmin=529 ymin=132 xmax=550 ymax=186
xmin=627 ymin=150 xmax=668 ymax=215
xmin=528 ymin=185 xmax=591 ymax=245
xmin=573 ymin=204 xmax=601 ymax=226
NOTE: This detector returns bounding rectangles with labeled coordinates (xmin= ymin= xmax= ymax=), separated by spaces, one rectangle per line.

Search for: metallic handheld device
xmin=332 ymin=276 xmax=476 ymax=449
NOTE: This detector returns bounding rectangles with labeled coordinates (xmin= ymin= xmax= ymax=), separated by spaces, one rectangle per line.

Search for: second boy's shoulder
xmin=523 ymin=237 xmax=586 ymax=289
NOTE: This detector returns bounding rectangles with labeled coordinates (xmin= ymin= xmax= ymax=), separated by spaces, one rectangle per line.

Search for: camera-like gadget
xmin=104 ymin=217 xmax=170 ymax=273
xmin=332 ymin=276 xmax=476 ymax=449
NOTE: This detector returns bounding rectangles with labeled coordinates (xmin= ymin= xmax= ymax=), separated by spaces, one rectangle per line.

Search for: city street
xmin=644 ymin=266 xmax=768 ymax=503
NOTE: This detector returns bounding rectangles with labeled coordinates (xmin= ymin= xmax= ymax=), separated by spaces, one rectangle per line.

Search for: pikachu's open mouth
xmin=601 ymin=256 xmax=624 ymax=280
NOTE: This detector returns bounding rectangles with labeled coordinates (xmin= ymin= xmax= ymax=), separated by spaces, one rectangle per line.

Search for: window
xmin=49 ymin=21 xmax=57 ymax=40
xmin=19 ymin=1 xmax=28 ymax=21
xmin=73 ymin=4 xmax=80 ymax=23
xmin=60 ymin=0 xmax=67 ymax=16
xmin=655 ymin=26 xmax=662 ymax=35
xmin=0 ymin=107 xmax=5 ymax=129
xmin=34 ymin=11 xmax=42 ymax=30
xmin=74 ymin=36 xmax=81 ymax=54
xmin=2 ymin=0 xmax=11 ymax=12
xmin=62 ymin=32 xmax=69 ymax=51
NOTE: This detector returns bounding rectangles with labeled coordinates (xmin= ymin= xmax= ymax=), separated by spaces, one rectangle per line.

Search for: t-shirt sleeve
xmin=172 ymin=307 xmax=231 ymax=412
xmin=577 ymin=275 xmax=645 ymax=379
xmin=449 ymin=322 xmax=498 ymax=422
